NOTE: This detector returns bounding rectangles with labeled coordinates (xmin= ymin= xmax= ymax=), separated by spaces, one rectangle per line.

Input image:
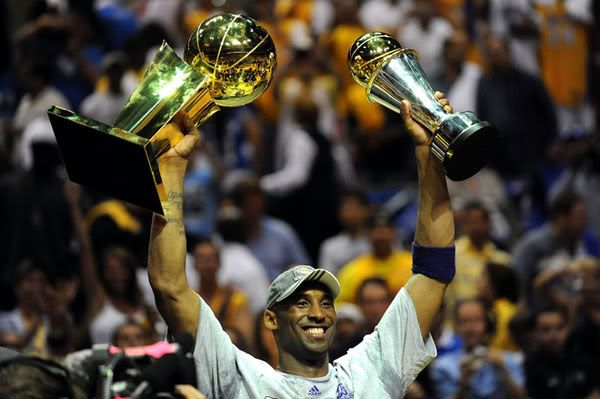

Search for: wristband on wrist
xmin=411 ymin=243 xmax=456 ymax=283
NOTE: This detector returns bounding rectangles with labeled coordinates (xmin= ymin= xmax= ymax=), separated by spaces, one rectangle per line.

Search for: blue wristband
xmin=411 ymin=243 xmax=456 ymax=283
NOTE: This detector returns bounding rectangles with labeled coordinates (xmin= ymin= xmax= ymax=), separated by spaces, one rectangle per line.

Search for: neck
xmin=469 ymin=236 xmax=487 ymax=251
xmin=199 ymin=272 xmax=218 ymax=298
xmin=373 ymin=247 xmax=392 ymax=260
xmin=277 ymin=351 xmax=329 ymax=378
xmin=248 ymin=219 xmax=261 ymax=239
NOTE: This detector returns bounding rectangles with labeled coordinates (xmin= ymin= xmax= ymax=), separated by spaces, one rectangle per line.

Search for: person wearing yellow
xmin=445 ymin=202 xmax=511 ymax=322
xmin=337 ymin=212 xmax=412 ymax=304
xmin=477 ymin=262 xmax=521 ymax=351
xmin=193 ymin=238 xmax=254 ymax=351
xmin=536 ymin=0 xmax=591 ymax=135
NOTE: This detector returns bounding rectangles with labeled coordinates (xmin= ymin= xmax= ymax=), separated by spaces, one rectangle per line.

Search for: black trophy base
xmin=436 ymin=113 xmax=502 ymax=181
xmin=48 ymin=106 xmax=165 ymax=215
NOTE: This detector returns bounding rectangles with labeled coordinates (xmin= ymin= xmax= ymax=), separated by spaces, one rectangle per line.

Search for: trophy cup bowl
xmin=348 ymin=32 xmax=501 ymax=181
xmin=48 ymin=13 xmax=276 ymax=214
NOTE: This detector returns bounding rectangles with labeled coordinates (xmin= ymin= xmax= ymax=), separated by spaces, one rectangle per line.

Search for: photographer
xmin=430 ymin=299 xmax=525 ymax=399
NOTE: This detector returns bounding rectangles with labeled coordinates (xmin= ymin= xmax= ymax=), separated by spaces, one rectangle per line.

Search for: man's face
xmin=270 ymin=283 xmax=337 ymax=361
xmin=536 ymin=311 xmax=569 ymax=352
xmin=369 ymin=225 xmax=395 ymax=255
xmin=455 ymin=302 xmax=487 ymax=350
xmin=358 ymin=283 xmax=391 ymax=330
xmin=462 ymin=208 xmax=489 ymax=245
xmin=242 ymin=193 xmax=263 ymax=222
xmin=16 ymin=269 xmax=47 ymax=310
xmin=114 ymin=323 xmax=146 ymax=348
xmin=194 ymin=243 xmax=220 ymax=274
xmin=339 ymin=197 xmax=369 ymax=231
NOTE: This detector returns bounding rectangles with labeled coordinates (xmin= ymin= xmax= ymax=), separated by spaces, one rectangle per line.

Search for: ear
xmin=264 ymin=309 xmax=279 ymax=331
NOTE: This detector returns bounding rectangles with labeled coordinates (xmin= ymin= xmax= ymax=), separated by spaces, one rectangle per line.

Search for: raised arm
xmin=401 ymin=93 xmax=455 ymax=339
xmin=148 ymin=116 xmax=201 ymax=337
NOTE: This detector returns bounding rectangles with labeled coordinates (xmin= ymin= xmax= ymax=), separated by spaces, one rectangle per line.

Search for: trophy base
xmin=48 ymin=106 xmax=165 ymax=215
xmin=434 ymin=113 xmax=501 ymax=181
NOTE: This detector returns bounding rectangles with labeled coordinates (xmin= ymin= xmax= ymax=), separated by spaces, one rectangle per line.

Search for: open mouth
xmin=301 ymin=326 xmax=329 ymax=340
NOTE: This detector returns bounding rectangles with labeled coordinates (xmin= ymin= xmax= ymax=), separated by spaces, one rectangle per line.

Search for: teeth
xmin=306 ymin=328 xmax=325 ymax=336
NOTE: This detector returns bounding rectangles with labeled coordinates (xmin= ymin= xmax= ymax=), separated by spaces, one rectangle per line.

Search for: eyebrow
xmin=294 ymin=292 xmax=334 ymax=302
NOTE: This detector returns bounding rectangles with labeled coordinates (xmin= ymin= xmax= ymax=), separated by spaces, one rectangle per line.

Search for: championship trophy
xmin=348 ymin=32 xmax=500 ymax=181
xmin=47 ymin=14 xmax=276 ymax=214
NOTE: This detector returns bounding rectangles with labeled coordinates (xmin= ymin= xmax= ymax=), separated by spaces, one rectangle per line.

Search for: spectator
xmin=478 ymin=262 xmax=520 ymax=351
xmin=430 ymin=30 xmax=482 ymax=113
xmin=7 ymin=59 xmax=69 ymax=167
xmin=328 ymin=302 xmax=365 ymax=360
xmin=445 ymin=201 xmax=511 ymax=321
xmin=0 ymin=355 xmax=86 ymax=399
xmin=431 ymin=299 xmax=526 ymax=399
xmin=0 ymin=137 xmax=74 ymax=303
xmin=111 ymin=320 xmax=148 ymax=348
xmin=80 ymin=52 xmax=131 ymax=125
xmin=230 ymin=178 xmax=310 ymax=280
xmin=488 ymin=0 xmax=540 ymax=76
xmin=336 ymin=212 xmax=412 ymax=303
xmin=193 ymin=238 xmax=254 ymax=351
xmin=534 ymin=257 xmax=600 ymax=358
xmin=535 ymin=0 xmax=594 ymax=137
xmin=262 ymin=96 xmax=340 ymax=260
xmin=524 ymin=306 xmax=597 ymax=399
xmin=356 ymin=277 xmax=392 ymax=334
xmin=512 ymin=190 xmax=600 ymax=308
xmin=550 ymin=132 xmax=600 ymax=237
xmin=318 ymin=188 xmax=371 ymax=274
xmin=213 ymin=205 xmax=270 ymax=315
xmin=476 ymin=35 xmax=557 ymax=180
xmin=398 ymin=0 xmax=453 ymax=78
xmin=0 ymin=261 xmax=48 ymax=352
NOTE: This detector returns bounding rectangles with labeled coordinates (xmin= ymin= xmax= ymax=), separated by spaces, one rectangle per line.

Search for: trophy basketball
xmin=348 ymin=32 xmax=500 ymax=181
xmin=47 ymin=14 xmax=276 ymax=214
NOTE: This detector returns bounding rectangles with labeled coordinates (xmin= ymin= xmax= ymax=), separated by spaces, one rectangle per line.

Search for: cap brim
xmin=277 ymin=269 xmax=341 ymax=305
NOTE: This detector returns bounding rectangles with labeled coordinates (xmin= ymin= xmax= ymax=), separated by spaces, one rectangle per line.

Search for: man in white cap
xmin=147 ymin=93 xmax=456 ymax=398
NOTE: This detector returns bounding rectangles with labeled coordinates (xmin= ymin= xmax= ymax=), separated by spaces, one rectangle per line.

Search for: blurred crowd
xmin=0 ymin=0 xmax=599 ymax=398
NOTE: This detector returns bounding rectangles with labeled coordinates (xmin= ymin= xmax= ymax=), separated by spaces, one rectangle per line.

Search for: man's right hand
xmin=162 ymin=115 xmax=201 ymax=163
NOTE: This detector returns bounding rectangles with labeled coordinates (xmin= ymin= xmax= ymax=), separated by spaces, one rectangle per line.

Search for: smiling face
xmin=265 ymin=282 xmax=337 ymax=362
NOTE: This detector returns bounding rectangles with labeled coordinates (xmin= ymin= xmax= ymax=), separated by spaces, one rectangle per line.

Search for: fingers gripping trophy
xmin=47 ymin=14 xmax=276 ymax=214
xmin=348 ymin=32 xmax=501 ymax=181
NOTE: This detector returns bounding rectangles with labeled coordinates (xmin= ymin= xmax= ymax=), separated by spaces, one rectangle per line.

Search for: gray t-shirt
xmin=193 ymin=289 xmax=437 ymax=398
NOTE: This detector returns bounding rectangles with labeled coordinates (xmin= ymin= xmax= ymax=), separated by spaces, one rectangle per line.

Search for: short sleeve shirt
xmin=193 ymin=289 xmax=436 ymax=398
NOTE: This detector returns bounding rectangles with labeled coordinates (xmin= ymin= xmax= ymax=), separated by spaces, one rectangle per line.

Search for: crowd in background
xmin=0 ymin=0 xmax=599 ymax=397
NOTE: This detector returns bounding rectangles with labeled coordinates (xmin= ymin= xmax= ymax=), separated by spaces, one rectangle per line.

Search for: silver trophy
xmin=348 ymin=32 xmax=501 ymax=181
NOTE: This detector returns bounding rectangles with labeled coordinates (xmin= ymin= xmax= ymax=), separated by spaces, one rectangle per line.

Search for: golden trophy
xmin=348 ymin=32 xmax=500 ymax=181
xmin=47 ymin=14 xmax=276 ymax=214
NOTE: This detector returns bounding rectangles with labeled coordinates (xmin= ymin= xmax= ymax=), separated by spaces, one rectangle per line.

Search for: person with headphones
xmin=429 ymin=298 xmax=526 ymax=399
xmin=0 ymin=349 xmax=84 ymax=399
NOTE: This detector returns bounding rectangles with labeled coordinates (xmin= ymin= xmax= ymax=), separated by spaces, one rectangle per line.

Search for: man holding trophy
xmin=48 ymin=14 xmax=500 ymax=398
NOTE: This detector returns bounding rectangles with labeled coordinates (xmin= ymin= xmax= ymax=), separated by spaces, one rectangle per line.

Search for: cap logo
xmin=293 ymin=265 xmax=314 ymax=281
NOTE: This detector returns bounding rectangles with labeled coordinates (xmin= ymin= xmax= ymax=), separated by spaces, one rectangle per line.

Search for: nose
xmin=307 ymin=304 xmax=326 ymax=321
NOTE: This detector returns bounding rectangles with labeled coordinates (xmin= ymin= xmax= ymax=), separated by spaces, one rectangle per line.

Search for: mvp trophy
xmin=348 ymin=32 xmax=500 ymax=181
xmin=47 ymin=14 xmax=276 ymax=214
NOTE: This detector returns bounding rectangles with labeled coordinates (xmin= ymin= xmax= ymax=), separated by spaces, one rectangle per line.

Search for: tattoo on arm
xmin=164 ymin=191 xmax=185 ymax=235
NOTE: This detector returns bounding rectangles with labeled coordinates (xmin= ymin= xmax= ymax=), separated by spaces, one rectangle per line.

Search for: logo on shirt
xmin=308 ymin=385 xmax=321 ymax=396
xmin=336 ymin=383 xmax=353 ymax=399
